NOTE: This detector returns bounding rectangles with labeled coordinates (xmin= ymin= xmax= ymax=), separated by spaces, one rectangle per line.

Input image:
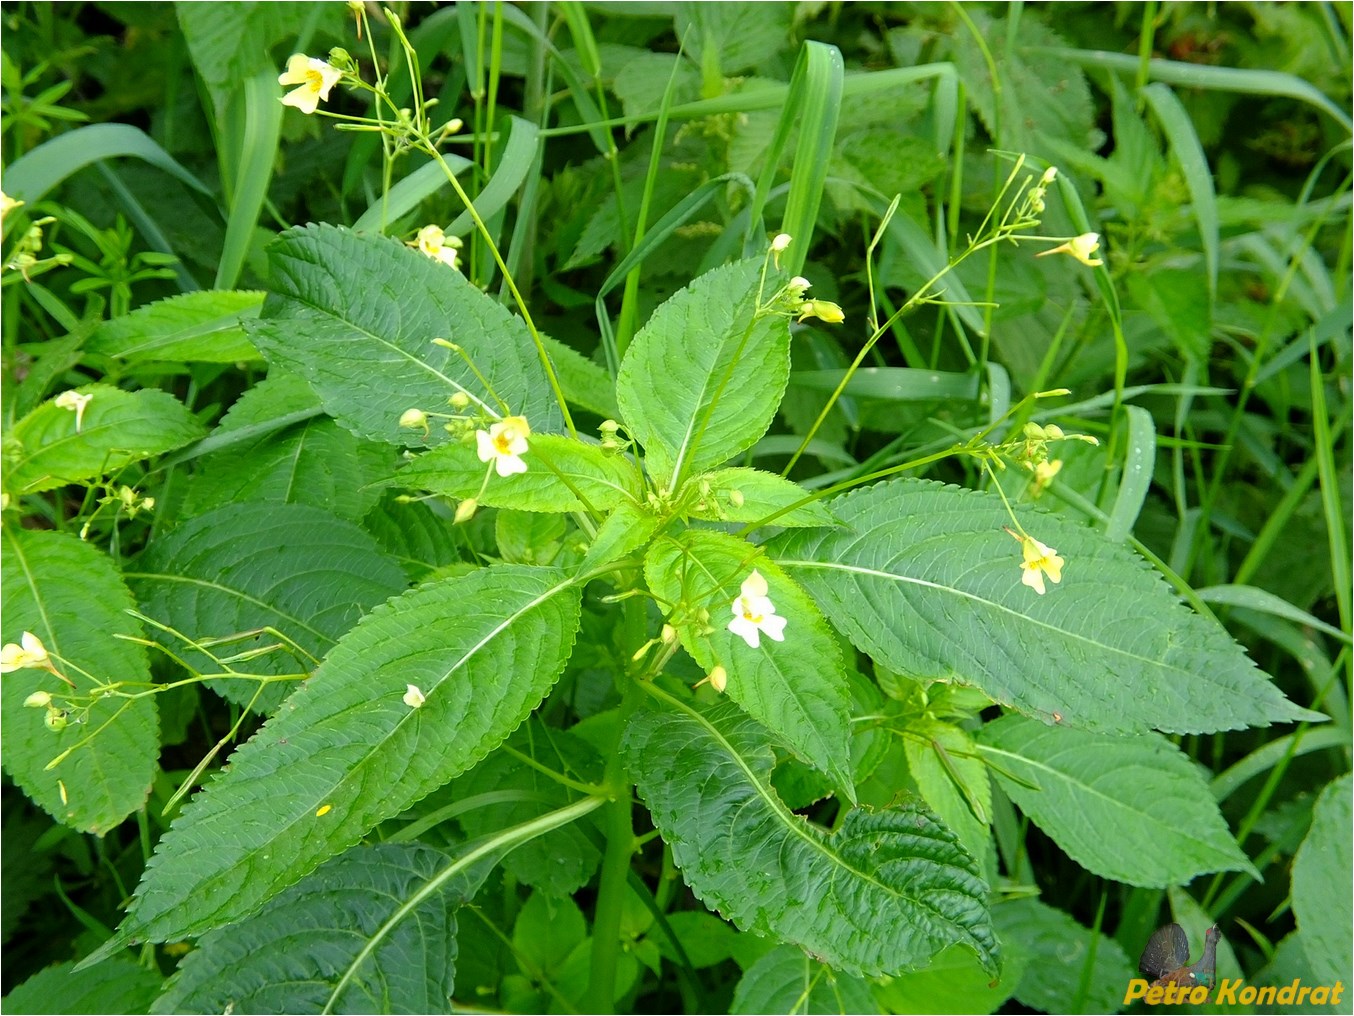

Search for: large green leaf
xmin=873 ymin=942 xmax=1028 ymax=1016
xmin=903 ymin=717 xmax=992 ymax=868
xmin=769 ymin=478 xmax=1321 ymax=735
xmin=2 ymin=959 xmax=163 ymax=1016
xmin=684 ymin=466 xmax=836 ymax=528
xmin=107 ymin=564 xmax=581 ymax=945
xmin=615 ymin=258 xmax=791 ymax=486
xmin=396 ymin=434 xmax=641 ymax=514
xmin=1 ymin=528 xmax=158 ymax=835
xmin=645 ymin=530 xmax=853 ymax=792
xmin=246 ymin=223 xmax=561 ymax=447
xmin=181 ymin=375 xmax=394 ymax=524
xmin=979 ymin=716 xmax=1256 ymax=887
xmin=85 ymin=290 xmax=263 ymax=363
xmin=623 ymin=693 xmax=998 ymax=978
xmin=5 ymin=385 xmax=206 ymax=496
xmin=132 ymin=503 xmax=408 ymax=713
xmin=730 ymin=944 xmax=875 ymax=1015
xmin=1291 ymin=773 xmax=1353 ymax=986
xmin=152 ymin=843 xmax=460 ymax=1015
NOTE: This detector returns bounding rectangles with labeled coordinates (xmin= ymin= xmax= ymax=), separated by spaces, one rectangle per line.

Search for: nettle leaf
xmin=874 ymin=942 xmax=1028 ymax=1016
xmin=616 ymin=257 xmax=790 ymax=485
xmin=685 ymin=466 xmax=836 ymax=528
xmin=730 ymin=944 xmax=876 ymax=1015
xmin=183 ymin=373 xmax=393 ymax=523
xmin=397 ymin=434 xmax=640 ymax=514
xmin=1291 ymin=773 xmax=1353 ymax=985
xmin=132 ymin=503 xmax=408 ymax=713
xmin=110 ymin=565 xmax=580 ymax=946
xmin=2 ymin=958 xmax=163 ymax=1015
xmin=769 ymin=478 xmax=1321 ymax=735
xmin=152 ymin=842 xmax=460 ymax=1015
xmin=580 ymin=500 xmax=661 ymax=573
xmin=903 ymin=717 xmax=993 ymax=868
xmin=246 ymin=223 xmax=561 ymax=448
xmin=363 ymin=495 xmax=462 ymax=583
xmin=85 ymin=290 xmax=263 ymax=363
xmin=645 ymin=529 xmax=853 ymax=792
xmin=5 ymin=385 xmax=206 ymax=496
xmin=623 ymin=694 xmax=999 ymax=978
xmin=979 ymin=716 xmax=1256 ymax=887
xmin=1 ymin=528 xmax=158 ymax=835
xmin=995 ymin=898 xmax=1134 ymax=1015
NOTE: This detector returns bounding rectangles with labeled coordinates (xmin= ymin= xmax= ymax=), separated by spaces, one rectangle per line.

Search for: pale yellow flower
xmin=411 ymin=225 xmax=462 ymax=270
xmin=476 ymin=416 xmax=530 ymax=477
xmin=728 ymin=570 xmax=787 ymax=648
xmin=796 ymin=299 xmax=845 ymax=325
xmin=1037 ymin=232 xmax=1103 ymax=268
xmin=1 ymin=632 xmax=51 ymax=673
xmin=54 ymin=389 xmax=92 ymax=432
xmin=1019 ymin=536 xmax=1065 ymax=595
xmin=403 ymin=684 xmax=426 ymax=708
xmin=1 ymin=191 xmax=23 ymax=219
xmin=278 ymin=54 xmax=343 ymax=115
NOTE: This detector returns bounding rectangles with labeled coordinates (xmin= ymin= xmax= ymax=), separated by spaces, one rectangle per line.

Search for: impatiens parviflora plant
xmin=10 ymin=19 xmax=1317 ymax=1016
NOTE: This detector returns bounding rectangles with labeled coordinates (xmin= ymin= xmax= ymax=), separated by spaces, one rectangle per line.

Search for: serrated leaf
xmin=645 ymin=529 xmax=853 ymax=792
xmin=769 ymin=478 xmax=1321 ymax=735
xmin=730 ymin=944 xmax=876 ymax=1015
xmin=85 ymin=290 xmax=263 ymax=363
xmin=686 ymin=467 xmax=836 ymax=528
xmin=580 ymin=500 xmax=661 ymax=573
xmin=980 ymin=716 xmax=1255 ymax=887
xmin=1291 ymin=773 xmax=1353 ymax=986
xmin=396 ymin=434 xmax=640 ymax=513
xmin=112 ymin=565 xmax=581 ymax=945
xmin=1 ymin=528 xmax=158 ymax=834
xmin=616 ymin=258 xmax=791 ymax=485
xmin=453 ymin=723 xmax=602 ymax=896
xmin=623 ymin=694 xmax=998 ymax=978
xmin=363 ymin=495 xmax=462 ymax=583
xmin=6 ymin=385 xmax=206 ymax=495
xmin=132 ymin=503 xmax=408 ymax=713
xmin=152 ymin=842 xmax=460 ymax=1015
xmin=246 ymin=223 xmax=561 ymax=447
xmin=542 ymin=334 xmax=619 ymax=419
xmin=183 ymin=376 xmax=394 ymax=523
xmin=495 ymin=511 xmax=568 ymax=565
xmin=903 ymin=718 xmax=992 ymax=867
xmin=2 ymin=959 xmax=163 ymax=1015
xmin=873 ymin=942 xmax=1028 ymax=1016
xmin=995 ymin=898 xmax=1134 ymax=1015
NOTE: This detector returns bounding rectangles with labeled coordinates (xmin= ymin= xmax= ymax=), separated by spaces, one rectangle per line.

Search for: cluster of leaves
xmin=1 ymin=3 xmax=1350 ymax=1014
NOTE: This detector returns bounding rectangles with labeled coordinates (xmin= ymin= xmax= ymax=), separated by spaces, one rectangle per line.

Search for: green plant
xmin=2 ymin=3 xmax=1349 ymax=1014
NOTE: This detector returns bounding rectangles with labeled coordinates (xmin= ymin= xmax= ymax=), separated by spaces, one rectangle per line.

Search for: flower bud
xmin=399 ymin=408 xmax=428 ymax=429
xmin=24 ymin=691 xmax=51 ymax=708
xmin=707 ymin=666 xmax=727 ymax=693
xmin=449 ymin=391 xmax=470 ymax=409
xmin=44 ymin=709 xmax=68 ymax=732
xmin=454 ymin=498 xmax=478 ymax=524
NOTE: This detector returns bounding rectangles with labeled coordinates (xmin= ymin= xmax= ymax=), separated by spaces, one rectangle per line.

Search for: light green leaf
xmin=616 ymin=258 xmax=791 ymax=486
xmin=151 ymin=843 xmax=459 ymax=1015
xmin=580 ymin=500 xmax=661 ymax=573
xmin=495 ymin=511 xmax=568 ymax=565
xmin=769 ymin=478 xmax=1322 ymax=735
xmin=246 ymin=224 xmax=561 ymax=447
xmin=85 ymin=290 xmax=263 ymax=363
xmin=108 ymin=565 xmax=581 ymax=945
xmin=730 ymin=944 xmax=876 ymax=1015
xmin=874 ymin=942 xmax=1027 ymax=1016
xmin=903 ymin=718 xmax=992 ymax=867
xmin=1 ymin=528 xmax=158 ymax=835
xmin=542 ymin=334 xmax=620 ymax=420
xmin=980 ymin=716 xmax=1256 ymax=886
xmin=396 ymin=434 xmax=641 ymax=514
xmin=1291 ymin=773 xmax=1353 ymax=986
xmin=645 ymin=530 xmax=853 ymax=792
xmin=5 ymin=385 xmax=206 ymax=496
xmin=650 ymin=911 xmax=739 ymax=970
xmin=686 ymin=467 xmax=836 ymax=528
xmin=183 ymin=375 xmax=394 ymax=523
xmin=995 ymin=898 xmax=1134 ymax=1015
xmin=2 ymin=959 xmax=163 ymax=1016
xmin=623 ymin=693 xmax=998 ymax=978
xmin=132 ymin=503 xmax=408 ymax=713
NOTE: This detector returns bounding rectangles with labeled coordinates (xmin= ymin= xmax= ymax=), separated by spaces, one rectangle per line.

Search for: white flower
xmin=1 ymin=632 xmax=50 ymax=672
xmin=728 ymin=570 xmax=787 ymax=649
xmin=278 ymin=54 xmax=343 ymax=115
xmin=54 ymin=389 xmax=92 ymax=432
xmin=476 ymin=416 xmax=530 ymax=477
xmin=403 ymin=684 xmax=426 ymax=708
